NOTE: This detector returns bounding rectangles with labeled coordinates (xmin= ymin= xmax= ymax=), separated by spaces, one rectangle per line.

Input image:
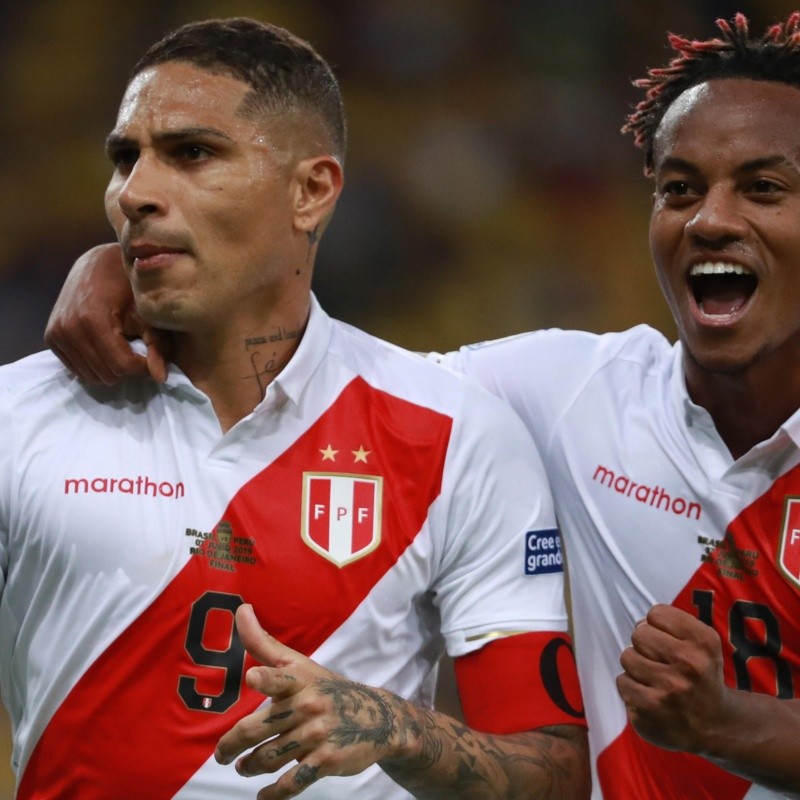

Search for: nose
xmin=115 ymin=154 xmax=167 ymax=222
xmin=684 ymin=186 xmax=748 ymax=245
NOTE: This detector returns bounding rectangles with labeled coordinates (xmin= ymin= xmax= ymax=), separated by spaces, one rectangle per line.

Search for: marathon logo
xmin=525 ymin=528 xmax=564 ymax=576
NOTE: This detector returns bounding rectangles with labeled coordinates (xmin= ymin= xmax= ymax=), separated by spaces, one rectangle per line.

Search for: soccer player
xmin=44 ymin=12 xmax=800 ymax=799
xmin=0 ymin=17 xmax=590 ymax=800
xmin=439 ymin=14 xmax=800 ymax=798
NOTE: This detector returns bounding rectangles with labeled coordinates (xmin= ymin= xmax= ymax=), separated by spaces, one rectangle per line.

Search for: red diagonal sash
xmin=18 ymin=378 xmax=452 ymax=799
xmin=598 ymin=464 xmax=800 ymax=798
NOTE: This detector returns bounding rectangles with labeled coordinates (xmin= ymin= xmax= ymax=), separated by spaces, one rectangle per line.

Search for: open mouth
xmin=689 ymin=262 xmax=758 ymax=317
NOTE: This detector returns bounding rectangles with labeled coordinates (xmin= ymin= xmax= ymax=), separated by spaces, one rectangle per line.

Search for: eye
xmin=750 ymin=178 xmax=782 ymax=194
xmin=658 ymin=180 xmax=700 ymax=206
xmin=174 ymin=143 xmax=212 ymax=162
xmin=743 ymin=177 xmax=789 ymax=204
xmin=108 ymin=147 xmax=139 ymax=170
xmin=661 ymin=180 xmax=692 ymax=196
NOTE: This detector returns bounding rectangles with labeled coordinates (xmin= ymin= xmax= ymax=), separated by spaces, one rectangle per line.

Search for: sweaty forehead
xmin=652 ymin=78 xmax=800 ymax=169
xmin=114 ymin=62 xmax=252 ymax=135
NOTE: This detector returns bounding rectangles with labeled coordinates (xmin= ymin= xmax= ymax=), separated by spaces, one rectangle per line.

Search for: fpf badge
xmin=778 ymin=495 xmax=800 ymax=588
xmin=301 ymin=472 xmax=383 ymax=566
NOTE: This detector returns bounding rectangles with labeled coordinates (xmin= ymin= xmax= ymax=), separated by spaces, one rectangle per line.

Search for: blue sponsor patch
xmin=525 ymin=528 xmax=564 ymax=575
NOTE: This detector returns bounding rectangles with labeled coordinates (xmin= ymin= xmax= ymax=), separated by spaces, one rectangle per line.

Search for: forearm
xmin=215 ymin=613 xmax=589 ymax=797
xmin=379 ymin=699 xmax=589 ymax=800
xmin=699 ymin=690 xmax=800 ymax=797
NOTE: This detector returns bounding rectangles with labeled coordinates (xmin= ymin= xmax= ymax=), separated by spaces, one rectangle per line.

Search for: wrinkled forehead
xmin=652 ymin=78 xmax=800 ymax=170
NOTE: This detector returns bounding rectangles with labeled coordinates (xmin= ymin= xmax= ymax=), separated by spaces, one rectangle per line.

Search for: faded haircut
xmin=132 ymin=17 xmax=346 ymax=162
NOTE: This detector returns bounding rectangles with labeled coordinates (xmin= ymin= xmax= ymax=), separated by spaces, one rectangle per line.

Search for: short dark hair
xmin=132 ymin=17 xmax=346 ymax=162
xmin=624 ymin=12 xmax=800 ymax=174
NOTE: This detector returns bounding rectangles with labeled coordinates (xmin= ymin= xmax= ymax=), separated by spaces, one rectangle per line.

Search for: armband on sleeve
xmin=454 ymin=631 xmax=585 ymax=734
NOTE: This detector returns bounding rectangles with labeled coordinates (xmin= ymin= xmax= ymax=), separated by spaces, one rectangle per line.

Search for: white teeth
xmin=690 ymin=262 xmax=752 ymax=276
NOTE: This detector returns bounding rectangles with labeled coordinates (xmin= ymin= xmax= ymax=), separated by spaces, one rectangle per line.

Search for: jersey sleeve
xmin=0 ymin=382 xmax=13 ymax=600
xmin=432 ymin=327 xmax=674 ymax=464
xmin=431 ymin=329 xmax=604 ymax=456
xmin=429 ymin=384 xmax=568 ymax=658
xmin=454 ymin=630 xmax=585 ymax=732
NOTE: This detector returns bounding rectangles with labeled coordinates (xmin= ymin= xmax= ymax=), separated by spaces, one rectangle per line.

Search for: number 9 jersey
xmin=0 ymin=297 xmax=582 ymax=800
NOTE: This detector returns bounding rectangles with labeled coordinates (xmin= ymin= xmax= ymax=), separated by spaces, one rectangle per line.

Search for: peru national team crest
xmin=778 ymin=495 xmax=800 ymax=588
xmin=301 ymin=472 xmax=383 ymax=567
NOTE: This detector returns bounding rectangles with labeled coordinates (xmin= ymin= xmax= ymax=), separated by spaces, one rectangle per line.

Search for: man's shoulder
xmin=0 ymin=350 xmax=71 ymax=399
xmin=0 ymin=349 xmax=159 ymax=414
xmin=458 ymin=323 xmax=671 ymax=369
xmin=434 ymin=324 xmax=674 ymax=402
xmin=328 ymin=318 xmax=511 ymax=414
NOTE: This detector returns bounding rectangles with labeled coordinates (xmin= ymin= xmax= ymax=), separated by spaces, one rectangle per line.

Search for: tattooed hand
xmin=214 ymin=604 xmax=421 ymax=799
xmin=216 ymin=605 xmax=589 ymax=800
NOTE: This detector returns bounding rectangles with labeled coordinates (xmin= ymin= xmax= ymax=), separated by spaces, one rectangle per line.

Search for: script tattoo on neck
xmin=243 ymin=326 xmax=300 ymax=394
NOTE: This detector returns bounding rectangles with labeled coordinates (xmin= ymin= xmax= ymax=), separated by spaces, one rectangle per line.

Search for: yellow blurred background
xmin=1 ymin=0 xmax=796 ymax=796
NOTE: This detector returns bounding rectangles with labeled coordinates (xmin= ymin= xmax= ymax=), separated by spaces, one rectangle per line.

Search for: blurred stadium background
xmin=1 ymin=0 xmax=795 ymax=795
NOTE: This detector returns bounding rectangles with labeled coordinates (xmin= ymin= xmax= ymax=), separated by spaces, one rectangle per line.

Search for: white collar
xmin=135 ymin=293 xmax=332 ymax=414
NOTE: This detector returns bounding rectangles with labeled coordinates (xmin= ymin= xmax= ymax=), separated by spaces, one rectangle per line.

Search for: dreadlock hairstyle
xmin=623 ymin=12 xmax=800 ymax=174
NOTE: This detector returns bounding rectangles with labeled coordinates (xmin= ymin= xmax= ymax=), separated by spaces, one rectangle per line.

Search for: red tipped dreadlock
xmin=623 ymin=12 xmax=800 ymax=175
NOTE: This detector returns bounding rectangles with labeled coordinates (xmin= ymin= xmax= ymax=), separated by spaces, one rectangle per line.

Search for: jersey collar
xmin=137 ymin=293 xmax=331 ymax=414
xmin=259 ymin=292 xmax=331 ymax=411
xmin=671 ymin=340 xmax=800 ymax=466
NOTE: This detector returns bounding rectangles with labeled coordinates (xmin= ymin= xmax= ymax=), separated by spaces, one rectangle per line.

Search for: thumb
xmin=235 ymin=604 xmax=296 ymax=669
xmin=142 ymin=327 xmax=171 ymax=383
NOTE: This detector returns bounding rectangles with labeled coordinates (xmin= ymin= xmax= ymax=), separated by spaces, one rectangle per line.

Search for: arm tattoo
xmin=382 ymin=713 xmax=588 ymax=799
xmin=308 ymin=677 xmax=588 ymax=798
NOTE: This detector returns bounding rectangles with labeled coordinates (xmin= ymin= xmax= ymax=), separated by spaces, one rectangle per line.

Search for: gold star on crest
xmin=352 ymin=445 xmax=371 ymax=463
xmin=320 ymin=444 xmax=338 ymax=461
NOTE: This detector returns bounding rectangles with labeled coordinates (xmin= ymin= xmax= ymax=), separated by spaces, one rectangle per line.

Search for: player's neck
xmin=173 ymin=299 xmax=310 ymax=434
xmin=684 ymin=357 xmax=800 ymax=460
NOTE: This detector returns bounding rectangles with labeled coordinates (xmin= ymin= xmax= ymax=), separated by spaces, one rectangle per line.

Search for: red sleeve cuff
xmin=453 ymin=631 xmax=586 ymax=734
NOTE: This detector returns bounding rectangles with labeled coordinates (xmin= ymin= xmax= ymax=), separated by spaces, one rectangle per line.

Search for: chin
xmin=137 ymin=302 xmax=188 ymax=332
xmin=684 ymin=343 xmax=763 ymax=377
xmin=134 ymin=288 xmax=183 ymax=322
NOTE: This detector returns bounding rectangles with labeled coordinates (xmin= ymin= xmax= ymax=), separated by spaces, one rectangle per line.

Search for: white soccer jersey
xmin=440 ymin=324 xmax=800 ymax=800
xmin=0 ymin=297 xmax=569 ymax=800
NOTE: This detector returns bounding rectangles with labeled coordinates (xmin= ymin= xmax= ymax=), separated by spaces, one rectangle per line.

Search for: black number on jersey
xmin=692 ymin=589 xmax=793 ymax=699
xmin=540 ymin=638 xmax=585 ymax=719
xmin=178 ymin=591 xmax=246 ymax=713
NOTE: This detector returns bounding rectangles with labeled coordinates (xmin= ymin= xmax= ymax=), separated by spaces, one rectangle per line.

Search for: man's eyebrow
xmin=105 ymin=133 xmax=134 ymax=153
xmin=655 ymin=154 xmax=797 ymax=176
xmin=655 ymin=156 xmax=699 ymax=176
xmin=735 ymin=155 xmax=797 ymax=173
xmin=104 ymin=126 xmax=234 ymax=152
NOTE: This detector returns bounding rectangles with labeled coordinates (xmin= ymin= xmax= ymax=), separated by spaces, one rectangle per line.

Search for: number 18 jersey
xmin=440 ymin=324 xmax=800 ymax=800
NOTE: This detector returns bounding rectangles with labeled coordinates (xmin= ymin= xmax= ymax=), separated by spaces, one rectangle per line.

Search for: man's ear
xmin=292 ymin=155 xmax=344 ymax=235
